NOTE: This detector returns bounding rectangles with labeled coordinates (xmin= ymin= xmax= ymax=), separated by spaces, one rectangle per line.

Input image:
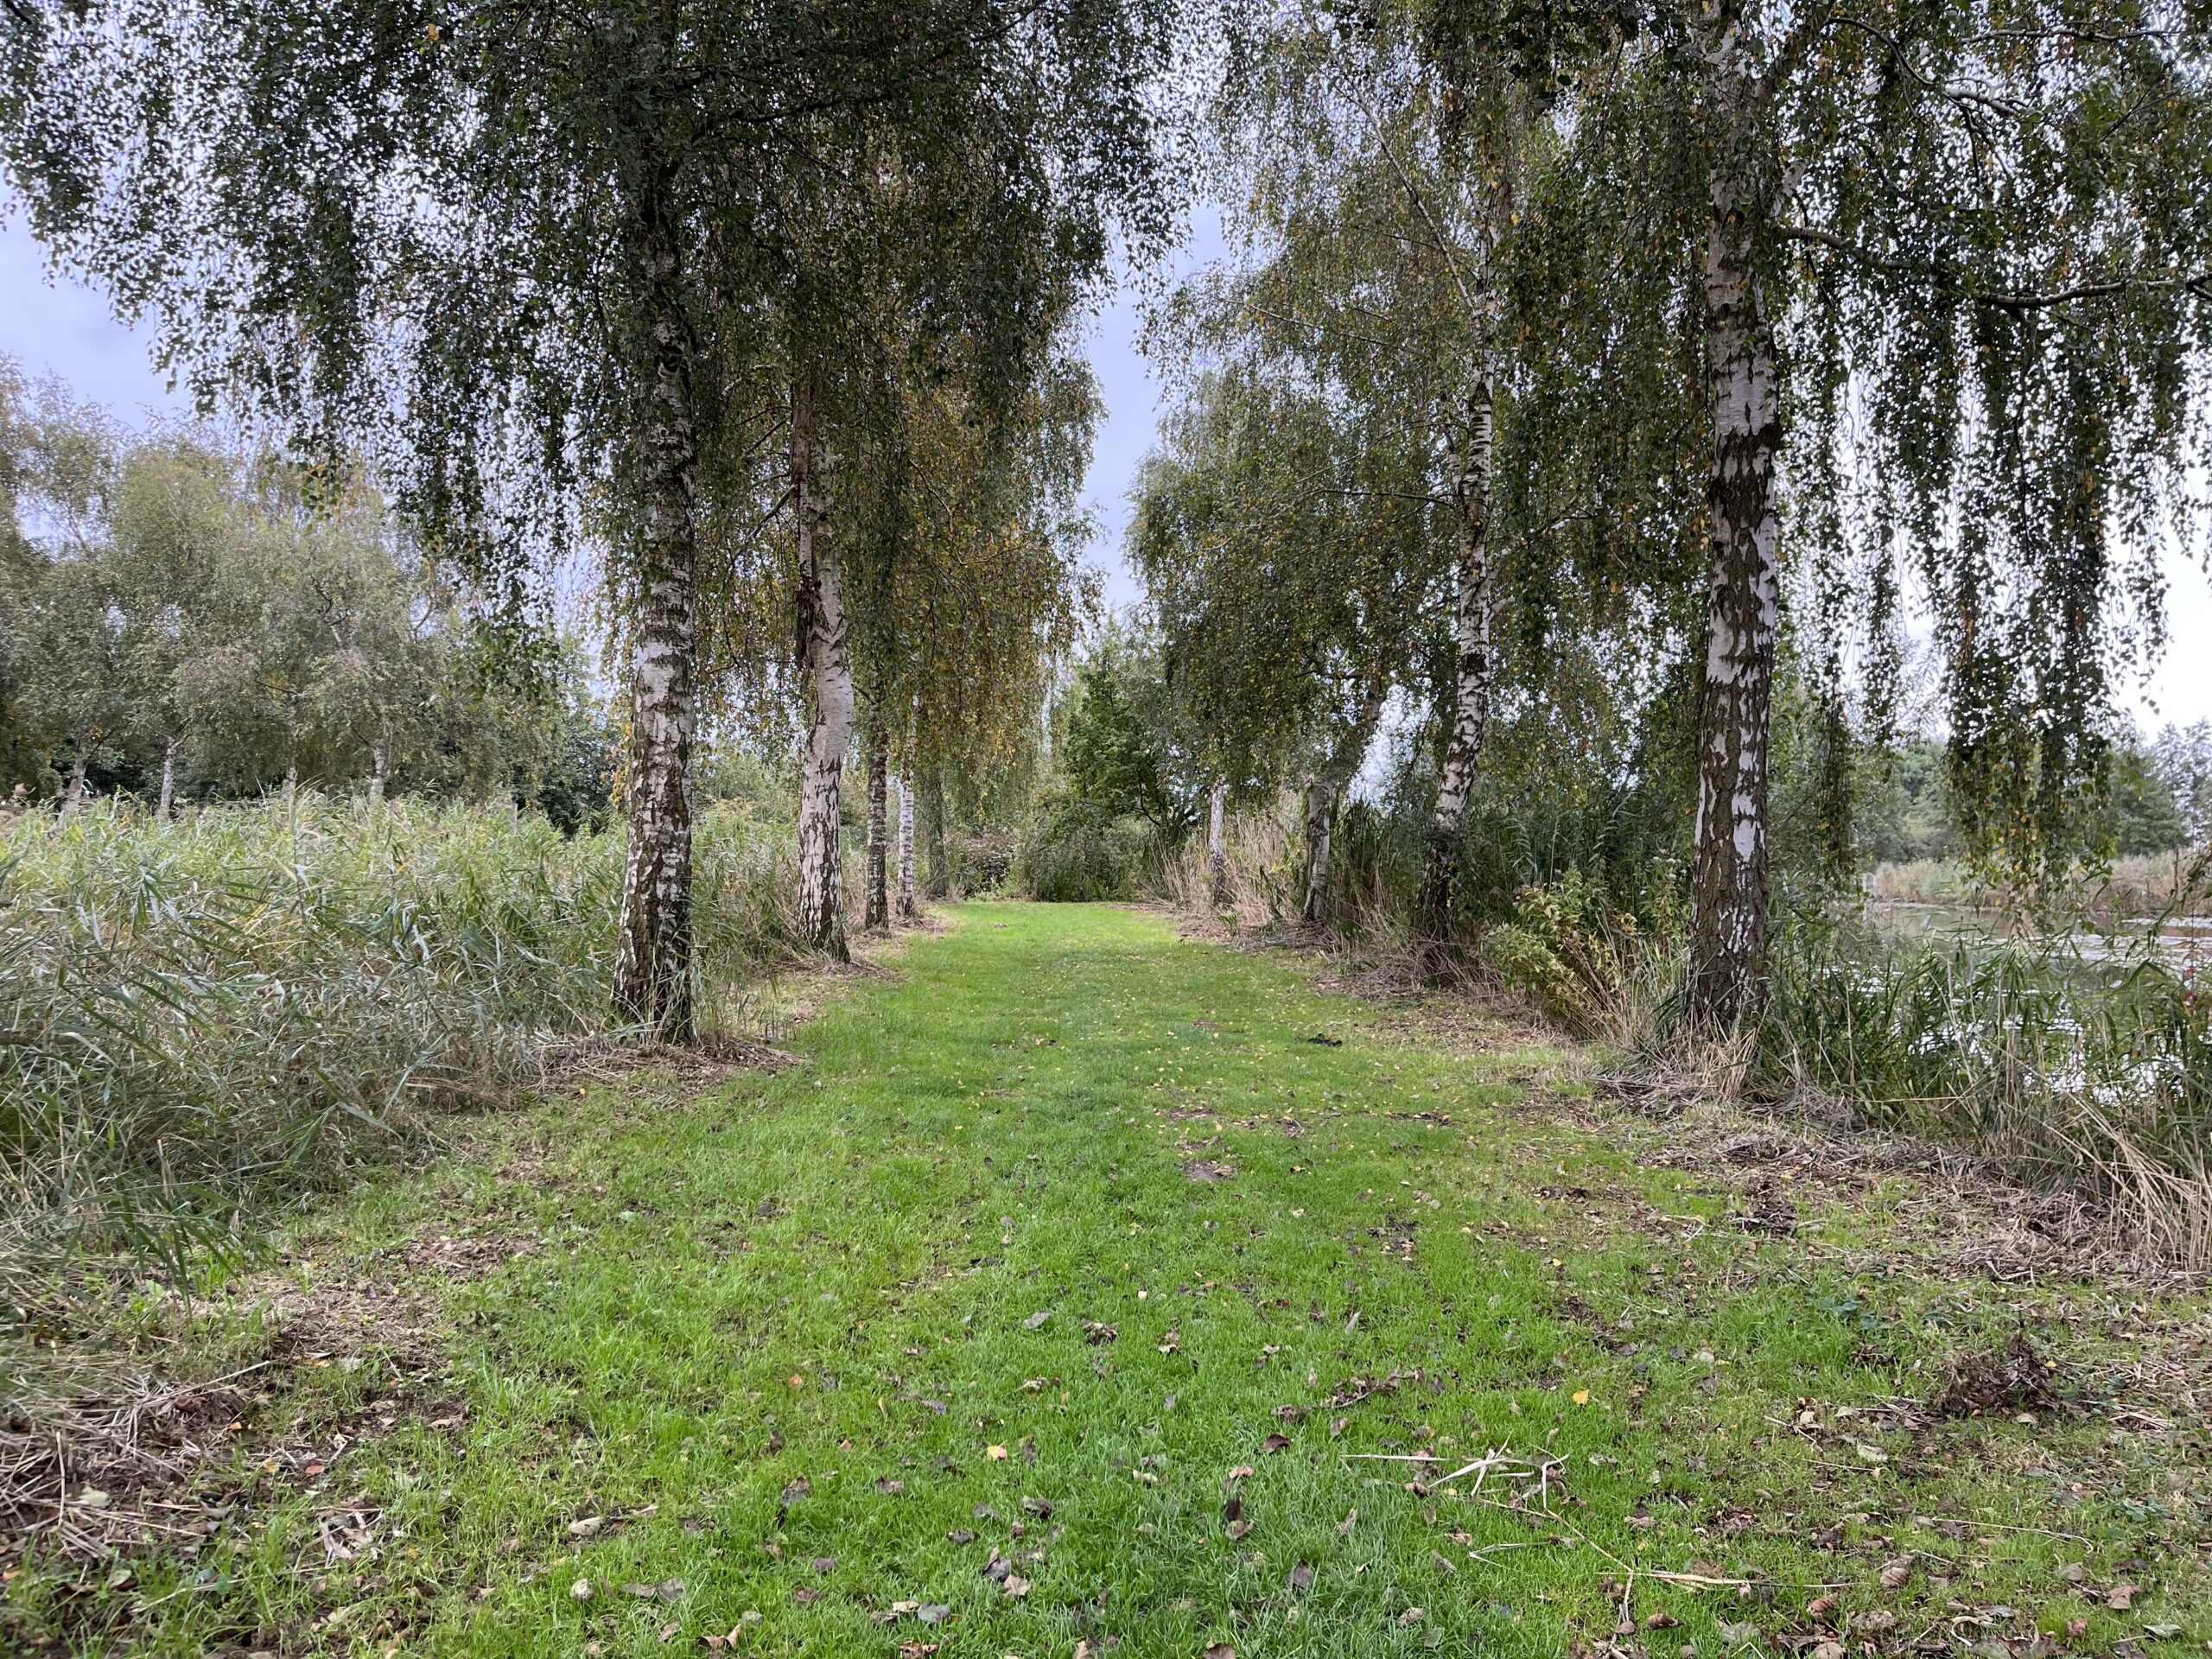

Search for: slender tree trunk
xmin=611 ymin=168 xmax=701 ymax=1041
xmin=864 ymin=719 xmax=889 ymax=931
xmin=1207 ymin=779 xmax=1229 ymax=909
xmin=60 ymin=732 xmax=91 ymax=819
xmin=1414 ymin=368 xmax=1497 ymax=964
xmin=896 ymin=774 xmax=918 ymax=921
xmin=156 ymin=732 xmax=181 ymax=823
xmin=368 ymin=736 xmax=389 ymax=810
xmin=1299 ymin=776 xmax=1335 ymax=925
xmin=1300 ymin=680 xmax=1389 ymax=926
xmin=922 ymin=764 xmax=949 ymax=899
xmin=1688 ymin=69 xmax=1783 ymax=1033
xmin=793 ymin=375 xmax=854 ymax=962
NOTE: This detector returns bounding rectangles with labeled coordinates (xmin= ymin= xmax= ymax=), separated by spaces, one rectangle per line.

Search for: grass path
xmin=22 ymin=904 xmax=2209 ymax=1656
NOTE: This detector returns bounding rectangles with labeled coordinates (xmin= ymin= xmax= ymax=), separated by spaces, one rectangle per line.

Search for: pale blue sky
xmin=3 ymin=213 xmax=2208 ymax=726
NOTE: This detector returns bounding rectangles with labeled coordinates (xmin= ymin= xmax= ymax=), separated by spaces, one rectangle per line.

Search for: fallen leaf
xmin=917 ymin=1605 xmax=951 ymax=1624
xmin=1716 ymin=1623 xmax=1760 ymax=1649
xmin=571 ymin=1580 xmax=594 ymax=1602
xmin=947 ymin=1529 xmax=975 ymax=1544
xmin=1205 ymin=1646 xmax=1237 ymax=1659
xmin=1024 ymin=1311 xmax=1052 ymax=1330
xmin=985 ymin=1445 xmax=1009 ymax=1461
xmin=568 ymin=1516 xmax=605 ymax=1538
xmin=1289 ymin=1562 xmax=1315 ymax=1592
xmin=1398 ymin=1606 xmax=1426 ymax=1626
xmin=875 ymin=1478 xmax=906 ymax=1493
xmin=1853 ymin=1442 xmax=1887 ymax=1465
xmin=1880 ymin=1559 xmax=1912 ymax=1589
xmin=2066 ymin=1618 xmax=2088 ymax=1639
xmin=658 ymin=1621 xmax=680 ymax=1643
xmin=1083 ymin=1320 xmax=1118 ymax=1344
xmin=1329 ymin=1416 xmax=1348 ymax=1439
xmin=1645 ymin=1611 xmax=1678 ymax=1630
xmin=1002 ymin=1574 xmax=1031 ymax=1599
xmin=1573 ymin=1389 xmax=1591 ymax=1406
xmin=1225 ymin=1464 xmax=1255 ymax=1484
xmin=810 ymin=1557 xmax=836 ymax=1574
xmin=1227 ymin=1519 xmax=1252 ymax=1540
xmin=1261 ymin=1433 xmax=1292 ymax=1453
xmin=1020 ymin=1497 xmax=1053 ymax=1517
xmin=2107 ymin=1585 xmax=2137 ymax=1611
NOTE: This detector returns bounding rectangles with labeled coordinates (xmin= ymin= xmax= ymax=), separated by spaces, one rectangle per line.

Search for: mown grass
xmin=10 ymin=904 xmax=2207 ymax=1657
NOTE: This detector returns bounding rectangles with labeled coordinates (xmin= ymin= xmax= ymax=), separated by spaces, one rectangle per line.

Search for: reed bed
xmin=0 ymin=795 xmax=803 ymax=1311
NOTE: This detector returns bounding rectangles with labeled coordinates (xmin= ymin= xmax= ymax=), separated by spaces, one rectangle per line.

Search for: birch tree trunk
xmin=864 ymin=719 xmax=889 ymax=931
xmin=60 ymin=733 xmax=91 ymax=819
xmin=1414 ymin=368 xmax=1497 ymax=963
xmin=1299 ymin=776 xmax=1335 ymax=925
xmin=896 ymin=774 xmax=918 ymax=921
xmin=1207 ymin=779 xmax=1228 ymax=909
xmin=611 ymin=169 xmax=701 ymax=1040
xmin=1300 ymin=679 xmax=1389 ymax=925
xmin=368 ymin=736 xmax=389 ymax=810
xmin=1687 ymin=60 xmax=1783 ymax=1032
xmin=793 ymin=375 xmax=855 ymax=962
xmin=156 ymin=732 xmax=181 ymax=823
xmin=921 ymin=764 xmax=949 ymax=899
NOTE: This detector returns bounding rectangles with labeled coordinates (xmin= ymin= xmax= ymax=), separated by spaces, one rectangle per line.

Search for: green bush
xmin=1018 ymin=798 xmax=1151 ymax=902
xmin=1484 ymin=870 xmax=1641 ymax=1034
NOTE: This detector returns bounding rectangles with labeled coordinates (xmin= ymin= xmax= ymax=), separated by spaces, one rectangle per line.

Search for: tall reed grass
xmin=1 ymin=795 xmax=803 ymax=1308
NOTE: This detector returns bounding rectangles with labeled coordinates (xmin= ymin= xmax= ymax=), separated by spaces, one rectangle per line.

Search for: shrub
xmin=1018 ymin=798 xmax=1150 ymax=902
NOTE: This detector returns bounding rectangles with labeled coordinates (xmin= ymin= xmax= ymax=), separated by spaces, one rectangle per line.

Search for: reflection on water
xmin=1867 ymin=899 xmax=2211 ymax=968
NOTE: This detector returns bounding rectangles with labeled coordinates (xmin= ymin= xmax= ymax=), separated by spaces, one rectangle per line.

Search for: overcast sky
xmin=4 ymin=212 xmax=2208 ymax=727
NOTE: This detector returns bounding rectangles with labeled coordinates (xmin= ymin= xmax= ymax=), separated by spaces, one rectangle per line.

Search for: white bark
xmin=1414 ymin=365 xmax=1497 ymax=959
xmin=1688 ymin=40 xmax=1783 ymax=1031
xmin=864 ymin=724 xmax=889 ymax=931
xmin=1300 ymin=679 xmax=1389 ymax=925
xmin=793 ymin=377 xmax=854 ymax=961
xmin=896 ymin=774 xmax=918 ymax=921
xmin=368 ymin=737 xmax=389 ymax=810
xmin=1206 ymin=779 xmax=1228 ymax=909
xmin=156 ymin=734 xmax=181 ymax=823
xmin=611 ymin=174 xmax=701 ymax=1040
xmin=60 ymin=735 xmax=91 ymax=820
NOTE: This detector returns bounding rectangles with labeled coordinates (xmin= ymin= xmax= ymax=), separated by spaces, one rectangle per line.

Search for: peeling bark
xmin=793 ymin=375 xmax=854 ymax=962
xmin=1414 ymin=367 xmax=1497 ymax=964
xmin=611 ymin=168 xmax=701 ymax=1041
xmin=1688 ymin=58 xmax=1783 ymax=1032
xmin=1207 ymin=779 xmax=1228 ymax=909
xmin=896 ymin=774 xmax=918 ymax=921
xmin=865 ymin=719 xmax=889 ymax=931
xmin=156 ymin=733 xmax=181 ymax=823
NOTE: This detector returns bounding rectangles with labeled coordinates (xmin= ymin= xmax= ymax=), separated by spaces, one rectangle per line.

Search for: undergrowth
xmin=0 ymin=795 xmax=804 ymax=1319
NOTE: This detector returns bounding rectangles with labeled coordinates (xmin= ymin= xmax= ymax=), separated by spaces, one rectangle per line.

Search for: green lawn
xmin=16 ymin=903 xmax=2209 ymax=1657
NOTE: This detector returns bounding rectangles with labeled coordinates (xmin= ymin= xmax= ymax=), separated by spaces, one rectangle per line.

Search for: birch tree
xmin=3 ymin=0 xmax=1179 ymax=1033
xmin=1490 ymin=0 xmax=2212 ymax=1027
